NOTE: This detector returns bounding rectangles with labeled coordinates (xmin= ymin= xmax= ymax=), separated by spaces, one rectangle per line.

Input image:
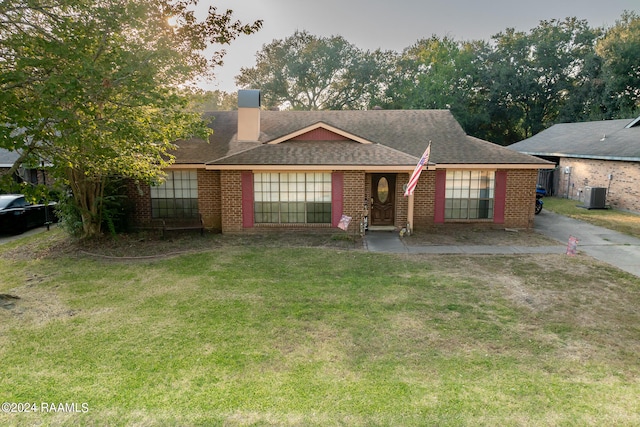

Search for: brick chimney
xmin=237 ymin=89 xmax=261 ymax=141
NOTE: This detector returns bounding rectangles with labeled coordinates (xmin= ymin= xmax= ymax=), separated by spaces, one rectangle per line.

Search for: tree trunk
xmin=67 ymin=168 xmax=105 ymax=238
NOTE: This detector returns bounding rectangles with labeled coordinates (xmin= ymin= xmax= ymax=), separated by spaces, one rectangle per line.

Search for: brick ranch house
xmin=509 ymin=116 xmax=640 ymax=213
xmin=128 ymin=90 xmax=552 ymax=233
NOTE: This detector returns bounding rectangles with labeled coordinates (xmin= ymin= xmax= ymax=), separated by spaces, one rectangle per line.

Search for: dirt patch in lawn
xmin=0 ymin=277 xmax=77 ymax=347
xmin=75 ymin=228 xmax=556 ymax=259
xmin=0 ymin=224 xmax=561 ymax=262
xmin=0 ymin=228 xmax=363 ymax=261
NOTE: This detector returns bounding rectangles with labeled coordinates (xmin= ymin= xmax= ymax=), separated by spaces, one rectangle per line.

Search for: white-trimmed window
xmin=254 ymin=173 xmax=331 ymax=224
xmin=445 ymin=170 xmax=495 ymax=219
xmin=150 ymin=170 xmax=198 ymax=218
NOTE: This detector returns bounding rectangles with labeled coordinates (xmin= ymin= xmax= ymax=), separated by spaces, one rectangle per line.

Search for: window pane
xmin=253 ymin=172 xmax=331 ymax=224
xmin=150 ymin=170 xmax=199 ymax=218
xmin=445 ymin=170 xmax=495 ymax=220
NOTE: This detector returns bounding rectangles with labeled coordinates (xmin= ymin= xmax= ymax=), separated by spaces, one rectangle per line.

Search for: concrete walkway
xmin=364 ymin=210 xmax=640 ymax=278
xmin=364 ymin=231 xmax=566 ymax=255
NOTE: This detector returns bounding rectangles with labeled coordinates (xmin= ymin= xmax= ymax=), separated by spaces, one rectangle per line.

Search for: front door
xmin=371 ymin=174 xmax=395 ymax=226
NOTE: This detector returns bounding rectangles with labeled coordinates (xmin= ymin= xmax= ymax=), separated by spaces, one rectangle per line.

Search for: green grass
xmin=543 ymin=197 xmax=640 ymax=238
xmin=1 ymin=231 xmax=640 ymax=426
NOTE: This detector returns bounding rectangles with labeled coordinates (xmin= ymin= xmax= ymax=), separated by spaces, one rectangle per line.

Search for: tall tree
xmin=381 ymin=36 xmax=492 ymax=139
xmin=185 ymin=90 xmax=238 ymax=112
xmin=484 ymin=18 xmax=601 ymax=143
xmin=596 ymin=11 xmax=640 ymax=117
xmin=531 ymin=18 xmax=602 ymax=124
xmin=384 ymin=36 xmax=462 ymax=110
xmin=0 ymin=0 xmax=261 ymax=236
xmin=236 ymin=30 xmax=389 ymax=110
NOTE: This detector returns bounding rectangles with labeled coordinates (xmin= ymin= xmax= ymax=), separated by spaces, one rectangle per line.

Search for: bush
xmin=54 ymin=195 xmax=84 ymax=237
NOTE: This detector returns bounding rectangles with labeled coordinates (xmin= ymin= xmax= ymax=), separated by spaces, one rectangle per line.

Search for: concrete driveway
xmin=533 ymin=210 xmax=640 ymax=278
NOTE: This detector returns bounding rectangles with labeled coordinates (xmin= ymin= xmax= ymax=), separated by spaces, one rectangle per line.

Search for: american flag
xmin=404 ymin=142 xmax=431 ymax=197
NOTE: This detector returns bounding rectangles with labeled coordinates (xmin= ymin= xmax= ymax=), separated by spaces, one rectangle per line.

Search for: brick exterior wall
xmin=197 ymin=169 xmax=221 ymax=230
xmin=408 ymin=169 xmax=536 ymax=230
xmin=558 ymin=158 xmax=640 ymax=213
xmin=411 ymin=171 xmax=436 ymax=228
xmin=342 ymin=171 xmax=366 ymax=233
xmin=126 ymin=180 xmax=152 ymax=225
xmin=220 ymin=170 xmax=243 ymax=232
xmin=504 ymin=169 xmax=537 ymax=229
xmin=217 ymin=169 xmax=368 ymax=234
xmin=127 ymin=167 xmax=540 ymax=232
xmin=395 ymin=174 xmax=408 ymax=228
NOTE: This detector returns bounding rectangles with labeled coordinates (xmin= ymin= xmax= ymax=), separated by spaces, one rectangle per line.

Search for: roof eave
xmin=435 ymin=163 xmax=555 ymax=170
xmin=205 ymin=164 xmax=418 ymax=172
xmin=166 ymin=163 xmax=207 ymax=169
xmin=517 ymin=151 xmax=640 ymax=162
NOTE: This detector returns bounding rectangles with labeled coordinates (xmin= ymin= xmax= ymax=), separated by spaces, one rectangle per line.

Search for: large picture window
xmin=254 ymin=173 xmax=331 ymax=224
xmin=150 ymin=170 xmax=198 ymax=218
xmin=445 ymin=170 xmax=495 ymax=220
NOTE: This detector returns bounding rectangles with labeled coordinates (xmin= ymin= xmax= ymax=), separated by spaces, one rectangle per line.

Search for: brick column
xmin=197 ymin=169 xmax=221 ymax=230
xmin=220 ymin=170 xmax=244 ymax=233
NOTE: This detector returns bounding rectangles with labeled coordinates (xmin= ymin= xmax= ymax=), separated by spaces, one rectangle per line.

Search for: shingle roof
xmin=208 ymin=140 xmax=419 ymax=166
xmin=0 ymin=148 xmax=19 ymax=167
xmin=508 ymin=118 xmax=640 ymax=161
xmin=173 ymin=110 xmax=550 ymax=167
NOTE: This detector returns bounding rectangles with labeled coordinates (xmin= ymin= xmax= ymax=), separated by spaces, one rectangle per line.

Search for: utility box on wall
xmin=583 ymin=186 xmax=607 ymax=209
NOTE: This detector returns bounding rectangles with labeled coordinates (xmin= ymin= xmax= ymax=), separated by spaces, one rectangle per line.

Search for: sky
xmin=198 ymin=0 xmax=639 ymax=93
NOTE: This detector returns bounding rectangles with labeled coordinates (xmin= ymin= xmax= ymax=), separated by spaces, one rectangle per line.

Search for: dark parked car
xmin=0 ymin=194 xmax=57 ymax=234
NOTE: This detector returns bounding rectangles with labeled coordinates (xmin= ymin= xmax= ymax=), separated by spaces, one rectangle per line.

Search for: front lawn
xmin=1 ymin=230 xmax=639 ymax=426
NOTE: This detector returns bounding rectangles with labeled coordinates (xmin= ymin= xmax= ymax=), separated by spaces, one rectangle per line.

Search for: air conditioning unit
xmin=583 ymin=186 xmax=607 ymax=209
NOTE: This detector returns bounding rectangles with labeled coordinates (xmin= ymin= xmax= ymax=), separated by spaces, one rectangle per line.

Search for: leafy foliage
xmin=596 ymin=11 xmax=640 ymax=116
xmin=0 ymin=0 xmax=262 ymax=236
xmin=185 ymin=90 xmax=238 ymax=112
xmin=484 ymin=18 xmax=603 ymax=141
xmin=237 ymin=13 xmax=638 ymax=145
xmin=236 ymin=30 xmax=394 ymax=110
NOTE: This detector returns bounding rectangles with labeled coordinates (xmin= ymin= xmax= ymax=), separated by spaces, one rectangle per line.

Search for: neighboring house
xmin=0 ymin=149 xmax=20 ymax=178
xmin=128 ymin=90 xmax=552 ymax=233
xmin=0 ymin=148 xmax=49 ymax=186
xmin=509 ymin=117 xmax=640 ymax=213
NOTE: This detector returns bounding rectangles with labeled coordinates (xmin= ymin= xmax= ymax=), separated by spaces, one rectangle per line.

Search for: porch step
xmin=368 ymin=226 xmax=396 ymax=231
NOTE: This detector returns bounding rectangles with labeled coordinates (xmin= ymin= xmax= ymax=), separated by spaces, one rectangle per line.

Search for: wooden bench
xmin=161 ymin=213 xmax=204 ymax=237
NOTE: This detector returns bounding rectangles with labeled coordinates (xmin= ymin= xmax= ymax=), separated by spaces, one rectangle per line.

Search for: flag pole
xmin=404 ymin=141 xmax=431 ymax=234
xmin=407 ymin=193 xmax=415 ymax=235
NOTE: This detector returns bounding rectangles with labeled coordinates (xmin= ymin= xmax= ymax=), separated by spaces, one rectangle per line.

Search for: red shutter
xmin=493 ymin=170 xmax=507 ymax=224
xmin=241 ymin=172 xmax=254 ymax=228
xmin=331 ymin=172 xmax=344 ymax=227
xmin=434 ymin=170 xmax=446 ymax=223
